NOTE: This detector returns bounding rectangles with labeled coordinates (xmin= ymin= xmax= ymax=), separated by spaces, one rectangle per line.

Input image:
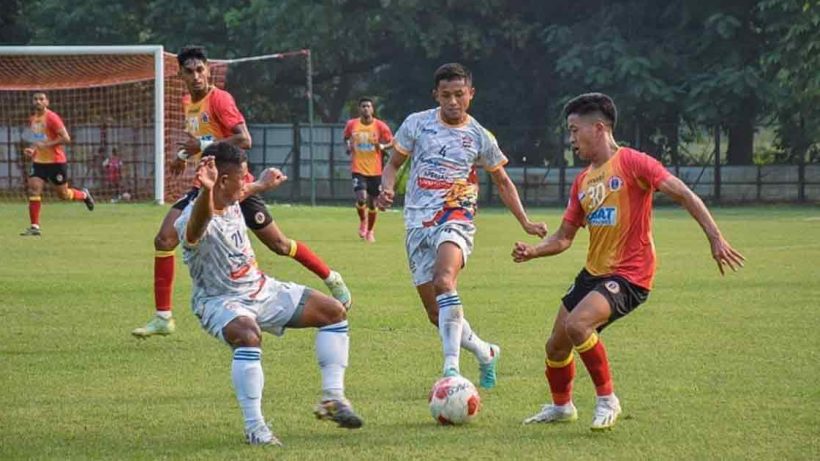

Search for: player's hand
xmin=170 ymin=158 xmax=187 ymax=176
xmin=255 ymin=167 xmax=287 ymax=191
xmin=710 ymin=236 xmax=745 ymax=275
xmin=23 ymin=147 xmax=35 ymax=158
xmin=522 ymin=220 xmax=548 ymax=238
xmin=195 ymin=156 xmax=218 ymax=190
xmin=376 ymin=188 xmax=395 ymax=211
xmin=32 ymin=141 xmax=45 ymax=150
xmin=178 ymin=132 xmax=201 ymax=156
xmin=512 ymin=241 xmax=537 ymax=263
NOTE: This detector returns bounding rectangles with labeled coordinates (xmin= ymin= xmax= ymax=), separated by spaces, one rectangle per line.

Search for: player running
xmin=20 ymin=91 xmax=95 ymax=236
xmin=378 ymin=63 xmax=547 ymax=388
xmin=516 ymin=93 xmax=745 ymax=430
xmin=132 ymin=46 xmax=351 ymax=338
xmin=343 ymin=97 xmax=393 ymax=242
xmin=177 ymin=145 xmax=362 ymax=446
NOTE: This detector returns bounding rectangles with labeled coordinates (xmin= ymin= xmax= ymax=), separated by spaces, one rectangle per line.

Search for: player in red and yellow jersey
xmin=132 ymin=46 xmax=352 ymax=338
xmin=20 ymin=92 xmax=95 ymax=236
xmin=343 ymin=97 xmax=393 ymax=242
xmin=514 ymin=93 xmax=745 ymax=430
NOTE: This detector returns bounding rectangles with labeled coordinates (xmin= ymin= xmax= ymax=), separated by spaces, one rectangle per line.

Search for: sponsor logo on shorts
xmin=608 ymin=176 xmax=623 ymax=191
xmin=587 ymin=207 xmax=617 ymax=226
xmin=254 ymin=211 xmax=266 ymax=224
xmin=55 ymin=173 xmax=64 ymax=182
xmin=605 ymin=281 xmax=620 ymax=294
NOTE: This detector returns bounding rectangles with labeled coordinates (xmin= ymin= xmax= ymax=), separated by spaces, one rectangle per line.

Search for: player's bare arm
xmin=657 ymin=175 xmax=746 ymax=275
xmin=512 ymin=219 xmax=579 ymax=263
xmin=489 ymin=166 xmax=548 ymax=238
xmin=185 ymin=156 xmax=217 ymax=245
xmin=376 ymin=150 xmax=407 ymax=210
xmin=242 ymin=167 xmax=287 ymax=198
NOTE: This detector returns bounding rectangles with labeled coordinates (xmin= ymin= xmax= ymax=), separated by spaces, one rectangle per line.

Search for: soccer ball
xmin=428 ymin=376 xmax=481 ymax=425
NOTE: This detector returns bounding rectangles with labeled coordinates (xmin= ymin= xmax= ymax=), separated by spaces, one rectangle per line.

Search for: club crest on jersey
xmin=200 ymin=112 xmax=209 ymax=123
xmin=608 ymin=176 xmax=623 ymax=191
xmin=587 ymin=207 xmax=617 ymax=226
xmin=605 ymin=281 xmax=620 ymax=294
xmin=461 ymin=135 xmax=472 ymax=149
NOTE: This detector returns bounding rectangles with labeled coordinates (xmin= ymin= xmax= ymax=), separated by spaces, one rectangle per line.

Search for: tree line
xmin=2 ymin=0 xmax=817 ymax=166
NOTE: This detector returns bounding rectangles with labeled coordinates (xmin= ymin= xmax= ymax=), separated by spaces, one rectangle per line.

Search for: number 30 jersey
xmin=564 ymin=147 xmax=671 ymax=290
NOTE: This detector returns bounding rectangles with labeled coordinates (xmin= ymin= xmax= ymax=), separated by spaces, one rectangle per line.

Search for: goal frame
xmin=0 ymin=45 xmax=166 ymax=203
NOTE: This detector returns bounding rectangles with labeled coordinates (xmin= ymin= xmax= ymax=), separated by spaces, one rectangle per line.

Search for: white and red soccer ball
xmin=428 ymin=376 xmax=481 ymax=425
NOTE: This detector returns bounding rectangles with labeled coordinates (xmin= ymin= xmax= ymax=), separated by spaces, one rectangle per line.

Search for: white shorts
xmin=193 ymin=277 xmax=310 ymax=343
xmin=405 ymin=221 xmax=476 ymax=286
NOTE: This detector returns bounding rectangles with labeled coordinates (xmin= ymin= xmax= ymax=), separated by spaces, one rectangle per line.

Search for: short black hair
xmin=204 ymin=142 xmax=246 ymax=174
xmin=562 ymin=93 xmax=617 ymax=128
xmin=358 ymin=97 xmax=374 ymax=106
xmin=434 ymin=63 xmax=472 ymax=88
xmin=32 ymin=91 xmax=47 ymax=97
xmin=177 ymin=46 xmax=208 ymax=67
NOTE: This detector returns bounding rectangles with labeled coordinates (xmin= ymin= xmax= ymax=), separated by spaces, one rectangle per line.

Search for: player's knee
xmin=546 ymin=335 xmax=572 ymax=360
xmin=563 ymin=317 xmax=592 ymax=344
xmin=270 ymin=237 xmax=291 ymax=256
xmin=323 ymin=299 xmax=347 ymax=324
xmin=57 ymin=189 xmax=71 ymax=200
xmin=431 ymin=275 xmax=456 ymax=294
xmin=154 ymin=233 xmax=178 ymax=252
xmin=224 ymin=318 xmax=262 ymax=348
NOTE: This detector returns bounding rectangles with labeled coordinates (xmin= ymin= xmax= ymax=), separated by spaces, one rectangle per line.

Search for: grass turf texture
xmin=1 ymin=203 xmax=818 ymax=460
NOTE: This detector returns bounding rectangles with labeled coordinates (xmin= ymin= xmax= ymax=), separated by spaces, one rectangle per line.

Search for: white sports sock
xmin=437 ymin=292 xmax=464 ymax=374
xmin=461 ymin=318 xmax=492 ymax=364
xmin=231 ymin=347 xmax=265 ymax=430
xmin=155 ymin=311 xmax=172 ymax=320
xmin=316 ymin=320 xmax=349 ymax=401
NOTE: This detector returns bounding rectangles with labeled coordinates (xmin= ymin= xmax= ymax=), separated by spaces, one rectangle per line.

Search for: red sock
xmin=71 ymin=188 xmax=86 ymax=201
xmin=367 ymin=209 xmax=377 ymax=231
xmin=546 ymin=356 xmax=576 ymax=405
xmin=289 ymin=240 xmax=331 ymax=279
xmin=356 ymin=203 xmax=367 ymax=224
xmin=577 ymin=333 xmax=614 ymax=396
xmin=154 ymin=252 xmax=175 ymax=312
xmin=28 ymin=197 xmax=41 ymax=226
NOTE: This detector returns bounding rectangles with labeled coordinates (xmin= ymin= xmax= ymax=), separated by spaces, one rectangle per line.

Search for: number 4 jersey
xmin=563 ymin=147 xmax=671 ymax=290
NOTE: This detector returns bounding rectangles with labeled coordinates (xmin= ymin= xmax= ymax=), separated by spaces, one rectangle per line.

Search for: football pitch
xmin=1 ymin=203 xmax=818 ymax=460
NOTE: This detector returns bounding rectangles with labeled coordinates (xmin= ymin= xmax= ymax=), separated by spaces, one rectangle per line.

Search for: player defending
xmin=516 ymin=93 xmax=745 ymax=430
xmin=177 ymin=145 xmax=363 ymax=446
xmin=377 ymin=63 xmax=547 ymax=388
xmin=344 ymin=97 xmax=393 ymax=242
xmin=132 ymin=46 xmax=351 ymax=338
xmin=20 ymin=91 xmax=94 ymax=236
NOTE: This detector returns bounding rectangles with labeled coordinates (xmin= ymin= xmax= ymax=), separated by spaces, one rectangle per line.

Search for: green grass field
xmin=1 ymin=203 xmax=818 ymax=460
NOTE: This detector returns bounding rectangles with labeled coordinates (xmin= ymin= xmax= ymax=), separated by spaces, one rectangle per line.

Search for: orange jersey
xmin=344 ymin=118 xmax=393 ymax=176
xmin=29 ymin=109 xmax=67 ymax=164
xmin=183 ymin=87 xmax=245 ymax=145
xmin=563 ymin=147 xmax=671 ymax=290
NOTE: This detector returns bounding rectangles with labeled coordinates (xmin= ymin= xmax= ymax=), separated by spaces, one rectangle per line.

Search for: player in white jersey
xmin=175 ymin=143 xmax=363 ymax=446
xmin=377 ymin=63 xmax=548 ymax=388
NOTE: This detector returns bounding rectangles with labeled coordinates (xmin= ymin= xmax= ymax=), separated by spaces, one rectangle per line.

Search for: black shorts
xmin=561 ymin=268 xmax=650 ymax=331
xmin=30 ymin=163 xmax=68 ymax=186
xmin=352 ymin=173 xmax=381 ymax=197
xmin=171 ymin=188 xmax=272 ymax=231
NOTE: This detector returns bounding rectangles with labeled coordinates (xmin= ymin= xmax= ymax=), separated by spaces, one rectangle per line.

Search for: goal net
xmin=0 ymin=46 xmax=227 ymax=204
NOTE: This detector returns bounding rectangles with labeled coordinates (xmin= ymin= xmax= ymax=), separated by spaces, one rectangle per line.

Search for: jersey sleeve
xmin=627 ymin=149 xmax=671 ymax=190
xmin=377 ymin=120 xmax=394 ymax=143
xmin=174 ymin=203 xmax=199 ymax=249
xmin=210 ymin=90 xmax=246 ymax=133
xmin=562 ymin=174 xmax=586 ymax=228
xmin=476 ymin=128 xmax=508 ymax=172
xmin=393 ymin=113 xmax=418 ymax=156
xmin=343 ymin=119 xmax=355 ymax=139
xmin=46 ymin=111 xmax=66 ymax=134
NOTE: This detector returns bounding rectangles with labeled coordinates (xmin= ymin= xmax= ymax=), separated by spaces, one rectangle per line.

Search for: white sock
xmin=155 ymin=311 xmax=172 ymax=320
xmin=437 ymin=292 xmax=464 ymax=374
xmin=316 ymin=320 xmax=349 ymax=401
xmin=461 ymin=318 xmax=492 ymax=363
xmin=232 ymin=347 xmax=265 ymax=430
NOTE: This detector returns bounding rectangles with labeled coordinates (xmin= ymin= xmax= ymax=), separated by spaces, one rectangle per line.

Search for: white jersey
xmin=174 ymin=201 xmax=267 ymax=304
xmin=393 ymin=108 xmax=508 ymax=229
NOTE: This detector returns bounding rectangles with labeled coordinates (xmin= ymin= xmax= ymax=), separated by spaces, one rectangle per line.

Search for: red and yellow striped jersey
xmin=563 ymin=147 xmax=671 ymax=290
xmin=344 ymin=118 xmax=393 ymax=176
xmin=29 ymin=109 xmax=66 ymax=164
xmin=183 ymin=87 xmax=245 ymax=144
